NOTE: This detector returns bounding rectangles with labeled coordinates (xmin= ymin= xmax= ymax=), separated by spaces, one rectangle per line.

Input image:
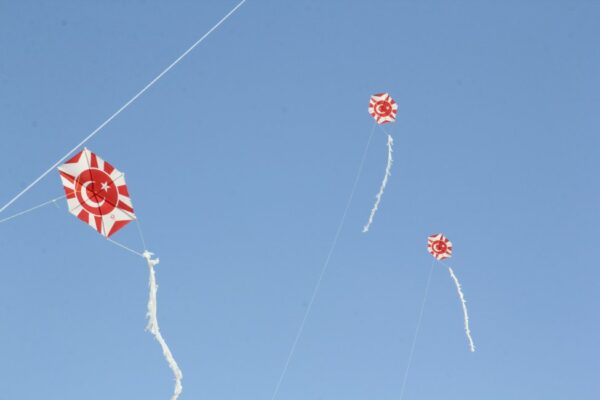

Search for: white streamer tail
xmin=363 ymin=134 xmax=393 ymax=233
xmin=448 ymin=267 xmax=476 ymax=352
xmin=144 ymin=251 xmax=183 ymax=399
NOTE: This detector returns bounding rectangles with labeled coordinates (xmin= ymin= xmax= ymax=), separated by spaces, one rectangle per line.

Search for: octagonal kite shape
xmin=428 ymin=233 xmax=453 ymax=260
xmin=58 ymin=148 xmax=135 ymax=237
xmin=368 ymin=93 xmax=398 ymax=124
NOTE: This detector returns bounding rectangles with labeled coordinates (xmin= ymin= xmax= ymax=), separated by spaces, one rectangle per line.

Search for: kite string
xmin=0 ymin=194 xmax=66 ymax=224
xmin=0 ymin=0 xmax=247 ymax=215
xmin=0 ymin=191 xmax=148 ymax=260
xmin=269 ymin=123 xmax=377 ymax=400
xmin=106 ymin=238 xmax=145 ymax=258
xmin=134 ymin=218 xmax=148 ymax=252
xmin=362 ymin=132 xmax=393 ymax=233
xmin=399 ymin=260 xmax=435 ymax=400
xmin=447 ymin=266 xmax=476 ymax=352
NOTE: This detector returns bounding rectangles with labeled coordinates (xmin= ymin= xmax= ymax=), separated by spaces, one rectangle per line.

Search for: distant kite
xmin=363 ymin=93 xmax=396 ymax=233
xmin=369 ymin=93 xmax=398 ymax=124
xmin=428 ymin=233 xmax=475 ymax=352
xmin=427 ymin=233 xmax=452 ymax=260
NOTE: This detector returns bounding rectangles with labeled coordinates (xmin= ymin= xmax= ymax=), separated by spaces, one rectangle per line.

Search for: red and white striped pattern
xmin=368 ymin=93 xmax=398 ymax=124
xmin=427 ymin=233 xmax=453 ymax=260
xmin=58 ymin=148 xmax=135 ymax=237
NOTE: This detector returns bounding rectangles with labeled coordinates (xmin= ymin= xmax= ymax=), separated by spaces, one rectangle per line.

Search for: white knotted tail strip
xmin=447 ymin=267 xmax=476 ymax=352
xmin=363 ymin=134 xmax=394 ymax=233
xmin=144 ymin=251 xmax=183 ymax=400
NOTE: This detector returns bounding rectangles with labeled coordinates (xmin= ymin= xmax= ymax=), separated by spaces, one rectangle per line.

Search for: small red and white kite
xmin=426 ymin=233 xmax=475 ymax=352
xmin=368 ymin=93 xmax=398 ymax=124
xmin=362 ymin=92 xmax=397 ymax=232
xmin=58 ymin=148 xmax=135 ymax=237
xmin=427 ymin=233 xmax=453 ymax=260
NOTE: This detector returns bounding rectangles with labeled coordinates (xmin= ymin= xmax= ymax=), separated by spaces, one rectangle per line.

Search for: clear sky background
xmin=1 ymin=1 xmax=598 ymax=399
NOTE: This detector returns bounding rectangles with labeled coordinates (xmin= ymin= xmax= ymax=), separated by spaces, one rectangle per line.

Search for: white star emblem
xmin=100 ymin=182 xmax=110 ymax=192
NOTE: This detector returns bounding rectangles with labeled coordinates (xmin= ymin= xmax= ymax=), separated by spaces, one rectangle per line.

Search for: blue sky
xmin=1 ymin=1 xmax=599 ymax=399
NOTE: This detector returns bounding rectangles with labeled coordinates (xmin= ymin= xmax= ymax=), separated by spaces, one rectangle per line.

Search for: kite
xmin=427 ymin=233 xmax=452 ymax=260
xmin=1 ymin=149 xmax=184 ymax=398
xmin=363 ymin=93 xmax=396 ymax=233
xmin=58 ymin=148 xmax=183 ymax=399
xmin=266 ymin=93 xmax=399 ymax=400
xmin=398 ymin=234 xmax=475 ymax=400
xmin=368 ymin=93 xmax=398 ymax=124
xmin=58 ymin=148 xmax=135 ymax=237
xmin=428 ymin=233 xmax=475 ymax=352
xmin=0 ymin=2 xmax=250 ymax=398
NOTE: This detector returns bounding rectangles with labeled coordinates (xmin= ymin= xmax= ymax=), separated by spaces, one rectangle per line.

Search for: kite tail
xmin=144 ymin=251 xmax=183 ymax=400
xmin=447 ymin=267 xmax=476 ymax=352
xmin=363 ymin=134 xmax=394 ymax=233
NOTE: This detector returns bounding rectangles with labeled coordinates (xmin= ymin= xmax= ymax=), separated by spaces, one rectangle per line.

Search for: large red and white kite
xmin=58 ymin=148 xmax=135 ymax=237
xmin=368 ymin=93 xmax=398 ymax=124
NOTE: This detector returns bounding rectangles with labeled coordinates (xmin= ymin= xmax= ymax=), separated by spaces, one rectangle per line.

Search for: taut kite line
xmin=0 ymin=0 xmax=247 ymax=216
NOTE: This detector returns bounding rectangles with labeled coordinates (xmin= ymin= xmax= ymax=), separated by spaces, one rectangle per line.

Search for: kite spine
xmin=363 ymin=134 xmax=394 ymax=233
xmin=448 ymin=267 xmax=476 ymax=352
xmin=144 ymin=252 xmax=183 ymax=400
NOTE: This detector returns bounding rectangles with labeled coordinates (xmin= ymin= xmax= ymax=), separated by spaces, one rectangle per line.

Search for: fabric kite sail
xmin=58 ymin=148 xmax=135 ymax=237
xmin=363 ymin=92 xmax=397 ymax=233
xmin=368 ymin=93 xmax=398 ymax=124
xmin=58 ymin=148 xmax=183 ymax=399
